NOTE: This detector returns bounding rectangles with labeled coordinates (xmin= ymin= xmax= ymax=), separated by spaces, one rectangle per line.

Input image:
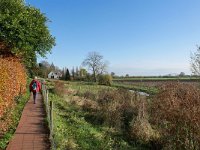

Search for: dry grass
xmin=151 ymin=83 xmax=200 ymax=149
xmin=96 ymin=89 xmax=138 ymax=131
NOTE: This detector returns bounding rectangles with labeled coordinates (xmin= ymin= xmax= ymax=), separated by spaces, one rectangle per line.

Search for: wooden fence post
xmin=46 ymin=89 xmax=49 ymax=113
xmin=50 ymin=101 xmax=53 ymax=133
xmin=42 ymin=84 xmax=45 ymax=103
xmin=41 ymin=80 xmax=55 ymax=148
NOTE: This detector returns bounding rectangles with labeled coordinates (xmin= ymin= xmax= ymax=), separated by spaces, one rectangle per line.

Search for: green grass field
xmin=67 ymin=81 xmax=115 ymax=94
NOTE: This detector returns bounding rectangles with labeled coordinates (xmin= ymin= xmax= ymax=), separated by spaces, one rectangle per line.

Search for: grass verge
xmin=49 ymin=93 xmax=140 ymax=150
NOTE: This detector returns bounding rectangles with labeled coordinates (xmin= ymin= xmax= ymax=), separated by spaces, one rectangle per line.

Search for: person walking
xmin=29 ymin=76 xmax=41 ymax=104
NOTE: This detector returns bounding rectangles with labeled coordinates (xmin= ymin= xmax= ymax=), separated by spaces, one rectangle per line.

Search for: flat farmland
xmin=113 ymin=77 xmax=200 ymax=87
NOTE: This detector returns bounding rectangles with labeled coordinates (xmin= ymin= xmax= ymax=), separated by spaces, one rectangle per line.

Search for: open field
xmin=113 ymin=77 xmax=199 ymax=81
xmin=45 ymin=79 xmax=200 ymax=150
xmin=113 ymin=77 xmax=200 ymax=88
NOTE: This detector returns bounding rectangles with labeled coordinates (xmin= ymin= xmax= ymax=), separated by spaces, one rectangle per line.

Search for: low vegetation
xmin=112 ymin=82 xmax=158 ymax=95
xmin=151 ymin=83 xmax=200 ymax=149
xmin=46 ymin=80 xmax=200 ymax=150
xmin=49 ymin=93 xmax=134 ymax=150
xmin=98 ymin=74 xmax=112 ymax=86
xmin=46 ymin=80 xmax=155 ymax=149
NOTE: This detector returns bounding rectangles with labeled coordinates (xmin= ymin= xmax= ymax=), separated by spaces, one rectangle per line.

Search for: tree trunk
xmin=93 ymin=67 xmax=96 ymax=82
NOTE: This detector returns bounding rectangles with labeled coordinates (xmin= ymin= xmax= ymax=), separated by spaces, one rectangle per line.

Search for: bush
xmin=130 ymin=97 xmax=159 ymax=144
xmin=151 ymin=83 xmax=200 ymax=149
xmin=82 ymin=91 xmax=96 ymax=100
xmin=97 ymin=88 xmax=159 ymax=146
xmin=53 ymin=81 xmax=65 ymax=97
xmin=131 ymin=118 xmax=156 ymax=143
xmin=97 ymin=89 xmax=137 ymax=131
xmin=98 ymin=74 xmax=112 ymax=86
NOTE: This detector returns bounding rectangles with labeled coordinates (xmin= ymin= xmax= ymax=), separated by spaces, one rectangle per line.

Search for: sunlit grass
xmin=66 ymin=81 xmax=115 ymax=95
xmin=49 ymin=93 xmax=134 ymax=150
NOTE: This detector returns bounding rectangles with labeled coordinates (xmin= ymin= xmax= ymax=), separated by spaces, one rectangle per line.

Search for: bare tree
xmin=191 ymin=46 xmax=200 ymax=75
xmin=179 ymin=72 xmax=185 ymax=77
xmin=111 ymin=72 xmax=115 ymax=77
xmin=82 ymin=52 xmax=108 ymax=82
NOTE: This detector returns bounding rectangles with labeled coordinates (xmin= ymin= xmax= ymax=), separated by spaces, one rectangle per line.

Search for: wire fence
xmin=41 ymin=80 xmax=56 ymax=149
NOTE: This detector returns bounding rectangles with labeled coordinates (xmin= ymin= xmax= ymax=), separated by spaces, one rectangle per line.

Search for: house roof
xmin=48 ymin=71 xmax=62 ymax=76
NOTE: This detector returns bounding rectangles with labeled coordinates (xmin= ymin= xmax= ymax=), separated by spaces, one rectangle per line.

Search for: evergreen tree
xmin=65 ymin=68 xmax=71 ymax=81
xmin=75 ymin=66 xmax=79 ymax=77
xmin=71 ymin=67 xmax=75 ymax=79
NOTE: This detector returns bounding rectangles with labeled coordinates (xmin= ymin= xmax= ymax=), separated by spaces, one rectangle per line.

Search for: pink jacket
xmin=29 ymin=79 xmax=41 ymax=92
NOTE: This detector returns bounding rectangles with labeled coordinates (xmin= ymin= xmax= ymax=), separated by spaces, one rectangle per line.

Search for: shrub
xmin=151 ymin=83 xmax=200 ymax=149
xmin=131 ymin=118 xmax=155 ymax=143
xmin=96 ymin=88 xmax=159 ymax=146
xmin=53 ymin=81 xmax=65 ymax=97
xmin=97 ymin=89 xmax=137 ymax=131
xmin=82 ymin=91 xmax=96 ymax=100
xmin=98 ymin=74 xmax=112 ymax=86
xmin=130 ymin=97 xmax=159 ymax=144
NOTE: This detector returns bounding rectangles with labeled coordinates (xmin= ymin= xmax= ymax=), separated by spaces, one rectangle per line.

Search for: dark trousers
xmin=33 ymin=92 xmax=37 ymax=104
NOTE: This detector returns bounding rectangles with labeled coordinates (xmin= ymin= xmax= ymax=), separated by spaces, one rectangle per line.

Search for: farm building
xmin=48 ymin=71 xmax=62 ymax=79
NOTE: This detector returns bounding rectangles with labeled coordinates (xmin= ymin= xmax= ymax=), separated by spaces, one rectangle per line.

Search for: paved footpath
xmin=6 ymin=93 xmax=50 ymax=150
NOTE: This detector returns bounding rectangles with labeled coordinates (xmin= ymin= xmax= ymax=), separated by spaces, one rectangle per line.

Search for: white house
xmin=48 ymin=71 xmax=62 ymax=79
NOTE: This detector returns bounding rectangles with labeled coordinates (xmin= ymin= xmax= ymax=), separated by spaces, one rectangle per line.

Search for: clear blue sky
xmin=26 ymin=0 xmax=200 ymax=76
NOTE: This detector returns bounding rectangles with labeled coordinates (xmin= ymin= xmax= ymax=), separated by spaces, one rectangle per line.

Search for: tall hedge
xmin=0 ymin=56 xmax=27 ymax=119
